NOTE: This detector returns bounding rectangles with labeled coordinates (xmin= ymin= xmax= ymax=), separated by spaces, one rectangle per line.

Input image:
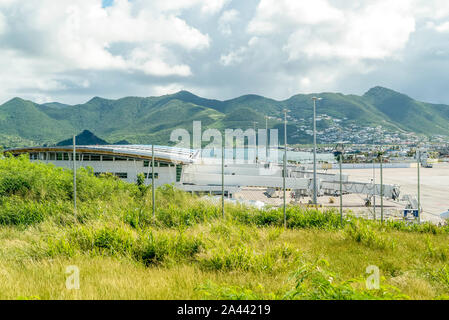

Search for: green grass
xmin=0 ymin=155 xmax=449 ymax=300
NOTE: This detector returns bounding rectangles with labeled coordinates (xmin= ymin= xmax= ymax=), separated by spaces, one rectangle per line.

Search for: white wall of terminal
xmin=35 ymin=159 xmax=176 ymax=186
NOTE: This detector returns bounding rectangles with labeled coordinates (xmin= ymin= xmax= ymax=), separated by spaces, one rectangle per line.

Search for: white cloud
xmin=427 ymin=21 xmax=449 ymax=33
xmin=225 ymin=0 xmax=425 ymax=98
xmin=2 ymin=0 xmax=449 ymax=105
xmin=219 ymin=36 xmax=261 ymax=66
xmin=0 ymin=11 xmax=5 ymax=34
xmin=248 ymin=0 xmax=343 ymax=35
xmin=220 ymin=47 xmax=247 ymax=66
xmin=200 ymin=0 xmax=230 ymax=14
xmin=413 ymin=0 xmax=449 ymax=19
xmin=139 ymin=0 xmax=229 ymax=15
xmin=0 ymin=0 xmax=215 ymax=102
xmin=218 ymin=9 xmax=239 ymax=35
xmin=152 ymin=83 xmax=185 ymax=96
xmin=249 ymin=0 xmax=415 ymax=62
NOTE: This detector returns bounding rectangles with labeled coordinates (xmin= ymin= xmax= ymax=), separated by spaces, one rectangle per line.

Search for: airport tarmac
xmin=328 ymin=162 xmax=449 ymax=223
xmin=234 ymin=163 xmax=449 ymax=224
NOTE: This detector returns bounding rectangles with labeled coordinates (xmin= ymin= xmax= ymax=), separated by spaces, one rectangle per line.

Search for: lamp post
xmin=336 ymin=143 xmax=344 ymax=225
xmin=152 ymin=144 xmax=155 ymax=218
xmin=311 ymin=97 xmax=322 ymax=206
xmin=222 ymin=131 xmax=225 ymax=218
xmin=73 ymin=135 xmax=77 ymax=216
xmin=283 ymin=109 xmax=288 ymax=229
xmin=379 ymin=147 xmax=384 ymax=223
xmin=417 ymin=148 xmax=421 ymax=224
xmin=372 ymin=147 xmax=376 ymax=220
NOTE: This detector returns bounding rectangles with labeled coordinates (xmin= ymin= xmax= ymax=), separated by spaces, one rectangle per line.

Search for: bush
xmin=154 ymin=202 xmax=220 ymax=228
xmin=344 ymin=221 xmax=393 ymax=250
xmin=425 ymin=238 xmax=449 ymax=262
xmin=47 ymin=238 xmax=76 ymax=257
xmin=0 ymin=175 xmax=32 ymax=197
xmin=283 ymin=259 xmax=408 ymax=300
xmin=0 ymin=198 xmax=48 ymax=226
xmin=428 ymin=266 xmax=449 ymax=288
xmin=230 ymin=206 xmax=345 ymax=230
xmin=133 ymin=231 xmax=203 ymax=266
xmin=123 ymin=207 xmax=153 ymax=229
xmin=199 ymin=244 xmax=297 ymax=273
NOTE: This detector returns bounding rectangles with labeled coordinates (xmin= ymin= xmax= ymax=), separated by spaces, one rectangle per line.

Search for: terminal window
xmin=144 ymin=173 xmax=159 ymax=179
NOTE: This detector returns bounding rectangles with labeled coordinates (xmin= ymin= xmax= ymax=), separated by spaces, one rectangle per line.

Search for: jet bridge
xmin=181 ymin=162 xmax=400 ymax=201
xmin=321 ymin=180 xmax=400 ymax=200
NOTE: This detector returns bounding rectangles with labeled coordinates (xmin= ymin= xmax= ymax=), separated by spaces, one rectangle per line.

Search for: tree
xmin=136 ymin=173 xmax=147 ymax=195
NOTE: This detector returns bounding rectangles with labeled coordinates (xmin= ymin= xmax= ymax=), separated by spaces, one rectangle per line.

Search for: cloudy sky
xmin=1 ymin=0 xmax=449 ymax=105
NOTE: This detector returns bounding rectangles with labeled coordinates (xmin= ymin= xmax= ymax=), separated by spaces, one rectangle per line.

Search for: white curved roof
xmin=6 ymin=145 xmax=200 ymax=164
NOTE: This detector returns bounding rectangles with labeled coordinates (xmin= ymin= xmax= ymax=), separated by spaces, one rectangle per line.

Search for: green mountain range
xmin=1 ymin=86 xmax=448 ymax=148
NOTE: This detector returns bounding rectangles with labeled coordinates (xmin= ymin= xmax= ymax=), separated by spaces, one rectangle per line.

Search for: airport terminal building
xmin=5 ymin=144 xmax=399 ymax=201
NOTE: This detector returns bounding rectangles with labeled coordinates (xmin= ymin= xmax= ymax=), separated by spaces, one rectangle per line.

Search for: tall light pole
xmin=336 ymin=143 xmax=344 ymax=225
xmin=311 ymin=97 xmax=322 ymax=206
xmin=222 ymin=132 xmax=225 ymax=218
xmin=283 ymin=109 xmax=288 ymax=228
xmin=152 ymin=144 xmax=155 ymax=218
xmin=73 ymin=135 xmax=77 ymax=216
xmin=372 ymin=144 xmax=376 ymax=220
xmin=417 ymin=148 xmax=421 ymax=224
xmin=380 ymin=147 xmax=384 ymax=223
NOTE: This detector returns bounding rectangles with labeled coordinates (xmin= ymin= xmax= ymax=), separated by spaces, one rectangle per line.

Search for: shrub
xmin=47 ymin=238 xmax=76 ymax=257
xmin=133 ymin=231 xmax=203 ymax=266
xmin=428 ymin=266 xmax=449 ymax=288
xmin=283 ymin=259 xmax=408 ymax=300
xmin=0 ymin=174 xmax=32 ymax=197
xmin=67 ymin=225 xmax=134 ymax=256
xmin=230 ymin=206 xmax=345 ymax=230
xmin=154 ymin=201 xmax=220 ymax=228
xmin=425 ymin=238 xmax=448 ymax=262
xmin=0 ymin=198 xmax=47 ymax=226
xmin=123 ymin=207 xmax=153 ymax=229
xmin=199 ymin=244 xmax=297 ymax=273
xmin=345 ymin=221 xmax=393 ymax=250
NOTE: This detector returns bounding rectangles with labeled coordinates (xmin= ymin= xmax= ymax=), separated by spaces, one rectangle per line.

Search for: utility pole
xmin=372 ymin=156 xmax=376 ymax=220
xmin=283 ymin=109 xmax=288 ymax=228
xmin=417 ymin=148 xmax=421 ymax=224
xmin=380 ymin=148 xmax=384 ymax=223
xmin=152 ymin=144 xmax=155 ymax=218
xmin=339 ymin=149 xmax=343 ymax=225
xmin=311 ymin=97 xmax=321 ymax=206
xmin=334 ymin=143 xmax=345 ymax=225
xmin=73 ymin=135 xmax=77 ymax=216
xmin=222 ymin=134 xmax=225 ymax=218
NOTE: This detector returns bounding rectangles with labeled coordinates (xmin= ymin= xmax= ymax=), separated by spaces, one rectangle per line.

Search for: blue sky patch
xmin=102 ymin=0 xmax=114 ymax=8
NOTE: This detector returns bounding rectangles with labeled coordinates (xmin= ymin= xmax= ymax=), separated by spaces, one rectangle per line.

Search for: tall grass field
xmin=0 ymin=155 xmax=448 ymax=300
